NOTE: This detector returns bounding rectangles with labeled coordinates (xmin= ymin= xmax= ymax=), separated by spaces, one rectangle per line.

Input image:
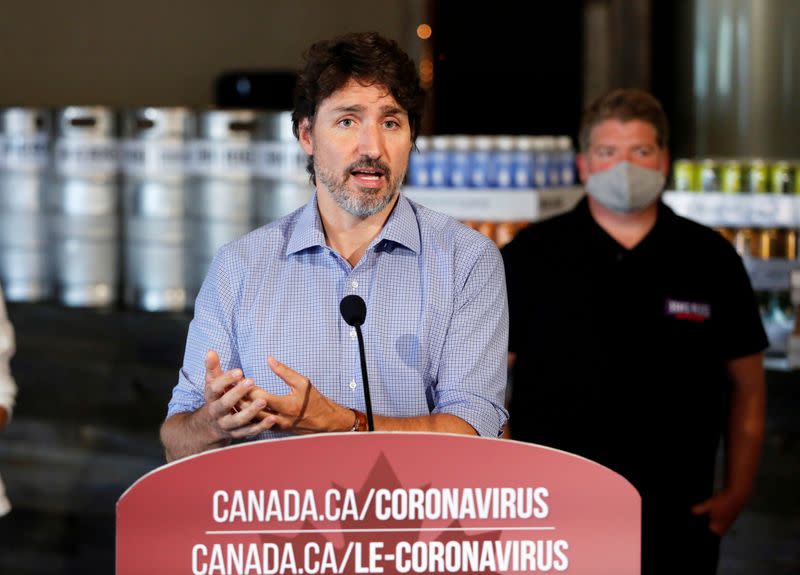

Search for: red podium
xmin=118 ymin=433 xmax=640 ymax=574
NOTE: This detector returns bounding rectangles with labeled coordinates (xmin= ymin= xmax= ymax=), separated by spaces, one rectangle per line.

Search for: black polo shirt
xmin=502 ymin=197 xmax=768 ymax=506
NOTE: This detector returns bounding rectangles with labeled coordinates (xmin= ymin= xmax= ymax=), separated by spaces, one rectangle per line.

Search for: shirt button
xmin=350 ymin=328 xmax=357 ymax=339
xmin=351 ymin=280 xmax=358 ymax=289
xmin=349 ymin=380 xmax=357 ymax=390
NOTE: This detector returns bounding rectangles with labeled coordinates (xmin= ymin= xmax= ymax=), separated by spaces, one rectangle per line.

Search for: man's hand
xmin=161 ymin=350 xmax=279 ymax=461
xmin=201 ymin=350 xmax=277 ymax=441
xmin=691 ymin=489 xmax=750 ymax=536
xmin=239 ymin=357 xmax=353 ymax=434
xmin=235 ymin=356 xmax=479 ymax=436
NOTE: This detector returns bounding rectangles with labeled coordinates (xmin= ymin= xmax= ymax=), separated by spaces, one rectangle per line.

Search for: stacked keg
xmin=186 ymin=110 xmax=259 ymax=302
xmin=0 ymin=106 xmax=320 ymax=312
xmin=0 ymin=108 xmax=52 ymax=301
xmin=50 ymin=107 xmax=119 ymax=307
xmin=254 ymin=111 xmax=313 ymax=226
xmin=122 ymin=108 xmax=194 ymax=312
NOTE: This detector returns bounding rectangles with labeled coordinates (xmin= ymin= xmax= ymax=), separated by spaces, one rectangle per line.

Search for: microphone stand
xmin=353 ymin=324 xmax=374 ymax=431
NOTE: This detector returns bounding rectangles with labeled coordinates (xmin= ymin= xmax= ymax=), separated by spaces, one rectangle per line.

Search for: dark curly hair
xmin=292 ymin=32 xmax=426 ymax=184
xmin=579 ymin=89 xmax=669 ymax=152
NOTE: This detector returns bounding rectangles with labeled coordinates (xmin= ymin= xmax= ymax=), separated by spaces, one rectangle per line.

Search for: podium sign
xmin=118 ymin=433 xmax=640 ymax=574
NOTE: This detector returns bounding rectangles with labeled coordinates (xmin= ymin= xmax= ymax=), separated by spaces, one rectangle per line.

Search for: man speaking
xmin=161 ymin=32 xmax=508 ymax=461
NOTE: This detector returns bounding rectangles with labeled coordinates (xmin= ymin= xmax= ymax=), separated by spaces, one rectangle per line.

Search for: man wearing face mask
xmin=502 ymin=89 xmax=767 ymax=574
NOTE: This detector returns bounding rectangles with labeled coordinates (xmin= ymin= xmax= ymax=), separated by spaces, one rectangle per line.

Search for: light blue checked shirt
xmin=168 ymin=193 xmax=509 ymax=438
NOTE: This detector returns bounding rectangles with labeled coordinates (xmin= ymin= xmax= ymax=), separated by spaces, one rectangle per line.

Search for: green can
xmin=770 ymin=161 xmax=795 ymax=194
xmin=795 ymin=162 xmax=800 ymax=195
xmin=720 ymin=159 xmax=742 ymax=193
xmin=699 ymin=159 xmax=721 ymax=192
xmin=742 ymin=159 xmax=769 ymax=193
xmin=671 ymin=159 xmax=697 ymax=191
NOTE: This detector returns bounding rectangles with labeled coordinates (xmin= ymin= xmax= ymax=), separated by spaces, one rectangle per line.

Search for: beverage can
xmin=429 ymin=135 xmax=451 ymax=188
xmin=699 ymin=159 xmax=721 ymax=192
xmin=408 ymin=135 xmax=430 ymax=187
xmin=720 ymin=159 xmax=741 ymax=194
xmin=512 ymin=136 xmax=534 ymax=188
xmin=770 ymin=161 xmax=795 ymax=194
xmin=742 ymin=159 xmax=769 ymax=193
xmin=449 ymin=135 xmax=471 ymax=188
xmin=470 ymin=136 xmax=493 ymax=188
xmin=672 ymin=159 xmax=696 ymax=191
xmin=556 ymin=136 xmax=575 ymax=187
xmin=490 ymin=135 xmax=515 ymax=188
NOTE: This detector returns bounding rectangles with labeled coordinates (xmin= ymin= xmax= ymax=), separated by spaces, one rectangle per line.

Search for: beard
xmin=315 ymin=156 xmax=404 ymax=218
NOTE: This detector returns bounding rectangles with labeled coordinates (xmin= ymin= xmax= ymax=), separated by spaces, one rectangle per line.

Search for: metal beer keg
xmin=254 ymin=111 xmax=312 ymax=226
xmin=122 ymin=108 xmax=194 ymax=312
xmin=50 ymin=107 xmax=119 ymax=307
xmin=0 ymin=108 xmax=52 ymax=301
xmin=187 ymin=110 xmax=258 ymax=305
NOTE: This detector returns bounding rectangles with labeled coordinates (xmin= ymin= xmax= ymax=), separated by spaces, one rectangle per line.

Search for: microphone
xmin=339 ymin=294 xmax=374 ymax=431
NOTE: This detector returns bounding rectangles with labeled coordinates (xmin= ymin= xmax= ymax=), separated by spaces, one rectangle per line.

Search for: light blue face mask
xmin=585 ymin=161 xmax=666 ymax=213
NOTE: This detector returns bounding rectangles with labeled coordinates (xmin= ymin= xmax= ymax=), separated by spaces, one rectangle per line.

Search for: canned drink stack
xmin=742 ymin=159 xmax=768 ymax=193
xmin=770 ymin=161 xmax=796 ymax=194
xmin=720 ymin=159 xmax=742 ymax=193
xmin=531 ymin=138 xmax=550 ymax=189
xmin=0 ymin=108 xmax=52 ymax=301
xmin=448 ymin=135 xmax=471 ymax=188
xmin=555 ymin=136 xmax=576 ymax=187
xmin=429 ymin=136 xmax=451 ymax=188
xmin=121 ymin=108 xmax=194 ymax=312
xmin=50 ymin=107 xmax=119 ymax=307
xmin=541 ymin=137 xmax=560 ymax=187
xmin=408 ymin=135 xmax=430 ymax=187
xmin=796 ymin=162 xmax=800 ymax=195
xmin=733 ymin=228 xmax=757 ymax=258
xmin=785 ymin=230 xmax=798 ymax=259
xmin=756 ymin=228 xmax=781 ymax=259
xmin=187 ymin=110 xmax=259 ymax=304
xmin=512 ymin=136 xmax=534 ymax=188
xmin=254 ymin=111 xmax=313 ymax=226
xmin=489 ymin=136 xmax=515 ymax=188
xmin=671 ymin=159 xmax=697 ymax=191
xmin=699 ymin=159 xmax=722 ymax=192
xmin=469 ymin=136 xmax=493 ymax=188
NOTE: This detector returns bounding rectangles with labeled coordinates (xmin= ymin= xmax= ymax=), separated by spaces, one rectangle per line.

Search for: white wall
xmin=0 ymin=0 xmax=421 ymax=107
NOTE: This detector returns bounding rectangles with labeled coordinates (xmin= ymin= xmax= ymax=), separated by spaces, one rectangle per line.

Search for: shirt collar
xmin=575 ymin=195 xmax=676 ymax=253
xmin=371 ymin=194 xmax=421 ymax=254
xmin=286 ymin=193 xmax=421 ymax=257
xmin=286 ymin=194 xmax=328 ymax=256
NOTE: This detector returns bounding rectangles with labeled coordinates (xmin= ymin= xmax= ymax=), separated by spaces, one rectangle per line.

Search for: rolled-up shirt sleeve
xmin=0 ymin=289 xmax=17 ymax=419
xmin=432 ymin=243 xmax=509 ymax=437
xmin=167 ymin=248 xmax=243 ymax=418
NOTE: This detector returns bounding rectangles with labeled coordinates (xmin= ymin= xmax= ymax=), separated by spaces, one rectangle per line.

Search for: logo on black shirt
xmin=665 ymin=298 xmax=711 ymax=322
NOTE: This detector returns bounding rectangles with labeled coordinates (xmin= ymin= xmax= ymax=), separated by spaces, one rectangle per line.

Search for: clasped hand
xmin=203 ymin=351 xmax=352 ymax=438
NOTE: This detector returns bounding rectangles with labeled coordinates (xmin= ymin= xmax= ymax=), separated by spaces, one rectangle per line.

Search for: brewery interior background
xmin=0 ymin=0 xmax=798 ymax=573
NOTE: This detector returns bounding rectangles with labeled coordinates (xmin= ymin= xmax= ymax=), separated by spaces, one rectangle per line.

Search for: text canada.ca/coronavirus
xmin=192 ymin=539 xmax=570 ymax=575
xmin=212 ymin=487 xmax=551 ymax=522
